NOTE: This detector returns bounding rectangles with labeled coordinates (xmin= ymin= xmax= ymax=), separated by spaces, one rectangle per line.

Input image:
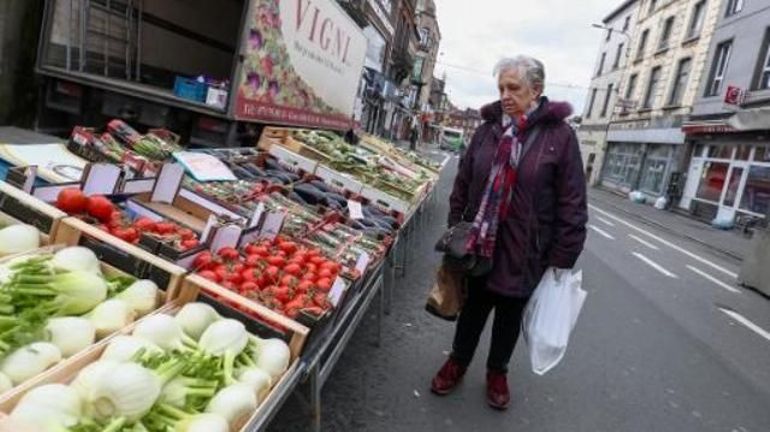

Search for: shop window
xmin=640 ymin=159 xmax=668 ymax=194
xmin=696 ymin=162 xmax=729 ymax=202
xmin=707 ymin=145 xmax=733 ymax=159
xmin=740 ymin=166 xmax=770 ymax=215
xmin=754 ymin=146 xmax=770 ymax=162
xmin=724 ymin=167 xmax=744 ymax=207
xmin=736 ymin=145 xmax=752 ymax=160
xmin=693 ymin=144 xmax=705 ymax=158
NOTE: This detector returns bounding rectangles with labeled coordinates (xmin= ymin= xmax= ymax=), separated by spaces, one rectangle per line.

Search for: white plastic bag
xmin=522 ymin=268 xmax=587 ymax=375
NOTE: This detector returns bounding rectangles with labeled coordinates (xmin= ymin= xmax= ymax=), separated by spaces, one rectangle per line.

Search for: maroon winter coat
xmin=448 ymin=98 xmax=587 ymax=298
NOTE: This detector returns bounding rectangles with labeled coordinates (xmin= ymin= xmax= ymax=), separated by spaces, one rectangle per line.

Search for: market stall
xmin=0 ymin=120 xmax=450 ymax=431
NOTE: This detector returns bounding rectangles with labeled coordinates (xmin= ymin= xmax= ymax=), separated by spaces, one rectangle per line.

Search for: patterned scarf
xmin=465 ymin=113 xmax=530 ymax=258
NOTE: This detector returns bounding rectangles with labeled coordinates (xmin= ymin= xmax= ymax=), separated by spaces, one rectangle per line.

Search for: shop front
xmin=680 ymin=135 xmax=770 ymax=223
xmin=600 ymin=142 xmax=681 ymax=197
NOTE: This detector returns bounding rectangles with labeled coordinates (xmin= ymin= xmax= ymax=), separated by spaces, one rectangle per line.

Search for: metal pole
xmin=104 ymin=0 xmax=110 ymax=76
xmin=134 ymin=0 xmax=142 ymax=81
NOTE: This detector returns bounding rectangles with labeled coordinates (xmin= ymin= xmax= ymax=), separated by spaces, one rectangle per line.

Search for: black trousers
xmin=451 ymin=277 xmax=529 ymax=372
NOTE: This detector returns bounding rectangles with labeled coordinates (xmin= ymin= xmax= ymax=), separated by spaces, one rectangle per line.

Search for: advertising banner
xmin=236 ymin=0 xmax=368 ymax=130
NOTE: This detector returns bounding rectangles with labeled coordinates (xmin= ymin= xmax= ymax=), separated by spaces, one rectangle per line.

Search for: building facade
xmin=413 ymin=0 xmax=441 ymax=144
xmin=680 ymin=0 xmax=770 ymax=223
xmin=600 ymin=0 xmax=723 ymax=199
xmin=578 ymin=0 xmax=640 ymax=186
xmin=446 ymin=108 xmax=483 ymax=142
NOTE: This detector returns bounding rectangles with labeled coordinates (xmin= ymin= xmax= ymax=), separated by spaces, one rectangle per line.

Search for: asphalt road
xmin=269 ymin=157 xmax=770 ymax=432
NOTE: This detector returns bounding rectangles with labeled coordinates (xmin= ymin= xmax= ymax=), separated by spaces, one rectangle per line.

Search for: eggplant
xmin=287 ymin=192 xmax=307 ymax=205
xmin=324 ymin=192 xmax=347 ymax=208
xmin=267 ymin=175 xmax=290 ymax=185
xmin=293 ymin=183 xmax=326 ymax=205
xmin=266 ymin=170 xmax=299 ymax=183
xmin=349 ymin=220 xmax=367 ymax=230
xmin=230 ymin=166 xmax=257 ymax=180
xmin=264 ymin=158 xmax=287 ymax=172
xmin=243 ymin=163 xmax=267 ymax=177
xmin=310 ymin=180 xmax=331 ymax=193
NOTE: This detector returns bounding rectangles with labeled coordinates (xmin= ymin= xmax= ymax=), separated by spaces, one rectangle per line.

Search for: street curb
xmin=590 ymin=194 xmax=745 ymax=263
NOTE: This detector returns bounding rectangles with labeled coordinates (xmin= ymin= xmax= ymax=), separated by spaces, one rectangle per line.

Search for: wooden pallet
xmin=53 ymin=217 xmax=188 ymax=301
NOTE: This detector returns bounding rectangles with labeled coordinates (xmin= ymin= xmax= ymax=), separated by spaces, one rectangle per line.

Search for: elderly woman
xmin=431 ymin=55 xmax=587 ymax=409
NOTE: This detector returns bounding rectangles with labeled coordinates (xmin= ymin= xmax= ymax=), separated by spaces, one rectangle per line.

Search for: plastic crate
xmin=173 ymin=76 xmax=208 ymax=103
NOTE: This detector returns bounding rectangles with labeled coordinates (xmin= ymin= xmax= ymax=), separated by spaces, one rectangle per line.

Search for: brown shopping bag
xmin=425 ymin=263 xmax=467 ymax=321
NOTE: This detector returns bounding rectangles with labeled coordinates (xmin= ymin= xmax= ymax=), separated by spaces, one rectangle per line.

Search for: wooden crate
xmin=0 ymin=295 xmax=307 ymax=432
xmin=53 ymin=217 xmax=188 ymax=301
xmin=258 ymin=128 xmax=333 ymax=165
xmin=0 ymin=181 xmax=67 ymax=240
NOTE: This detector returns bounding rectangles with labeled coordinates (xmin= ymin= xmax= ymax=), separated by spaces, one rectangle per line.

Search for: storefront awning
xmin=683 ymin=107 xmax=770 ymax=135
xmin=681 ymin=121 xmax=737 ymax=135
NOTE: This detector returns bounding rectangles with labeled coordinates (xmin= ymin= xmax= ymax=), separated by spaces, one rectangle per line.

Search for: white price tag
xmin=348 ymin=200 xmax=364 ymax=220
xmin=150 ymin=163 xmax=185 ymax=204
xmin=328 ymin=277 xmax=347 ymax=307
xmin=82 ymin=163 xmax=122 ymax=196
xmin=355 ymin=252 xmax=370 ymax=273
xmin=200 ymin=214 xmax=218 ymax=243
xmin=249 ymin=202 xmax=266 ymax=228
xmin=259 ymin=211 xmax=286 ymax=241
xmin=22 ymin=166 xmax=37 ymax=193
xmin=211 ymin=224 xmax=242 ymax=251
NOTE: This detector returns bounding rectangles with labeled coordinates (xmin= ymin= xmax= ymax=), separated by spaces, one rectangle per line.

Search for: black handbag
xmin=434 ymin=221 xmax=493 ymax=276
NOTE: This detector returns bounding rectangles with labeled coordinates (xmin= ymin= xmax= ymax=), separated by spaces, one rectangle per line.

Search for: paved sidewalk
xmin=589 ymin=188 xmax=751 ymax=262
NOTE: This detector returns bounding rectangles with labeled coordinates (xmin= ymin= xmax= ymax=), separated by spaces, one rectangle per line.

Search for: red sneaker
xmin=430 ymin=357 xmax=467 ymax=395
xmin=486 ymin=370 xmax=510 ymax=410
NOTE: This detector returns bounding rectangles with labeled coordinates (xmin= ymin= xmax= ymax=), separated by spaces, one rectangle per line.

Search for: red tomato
xmin=221 ymin=281 xmax=236 ymax=291
xmin=317 ymin=268 xmax=334 ymax=279
xmin=245 ymin=254 xmax=264 ymax=268
xmin=273 ymin=286 xmax=292 ymax=303
xmin=284 ymin=263 xmax=302 ymax=276
xmin=313 ymin=292 xmax=330 ymax=309
xmin=284 ymin=297 xmax=306 ymax=312
xmin=297 ymin=280 xmax=315 ymax=294
xmin=86 ymin=196 xmax=115 ymax=222
xmin=154 ymin=222 xmax=176 ymax=235
xmin=320 ymin=261 xmax=341 ymax=273
xmin=193 ymin=251 xmax=213 ymax=270
xmin=133 ymin=217 xmax=155 ymax=232
xmin=310 ymin=256 xmax=325 ymax=266
xmin=112 ymin=227 xmax=138 ymax=243
xmin=177 ymin=228 xmax=195 ymax=240
xmin=277 ymin=241 xmax=297 ymax=254
xmin=301 ymin=272 xmax=317 ymax=282
xmin=180 ymin=238 xmax=199 ymax=250
xmin=240 ymin=281 xmax=258 ymax=293
xmin=280 ymin=275 xmax=299 ymax=287
xmin=291 ymin=252 xmax=307 ymax=264
xmin=95 ymin=224 xmax=109 ymax=232
xmin=285 ymin=307 xmax=300 ymax=319
xmin=264 ymin=266 xmax=280 ymax=283
xmin=305 ymin=263 xmax=318 ymax=273
xmin=241 ymin=268 xmax=260 ymax=283
xmin=199 ymin=270 xmax=220 ymax=282
xmin=217 ymin=247 xmax=240 ymax=261
xmin=56 ymin=188 xmax=88 ymax=214
xmin=266 ymin=256 xmax=286 ymax=267
xmin=316 ymin=277 xmax=333 ymax=292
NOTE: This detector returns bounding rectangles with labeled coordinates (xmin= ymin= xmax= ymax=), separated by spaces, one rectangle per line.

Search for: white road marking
xmin=629 ymin=234 xmax=660 ymax=250
xmin=589 ymin=224 xmax=615 ymax=240
xmin=590 ymin=204 xmax=738 ymax=279
xmin=632 ymin=252 xmax=678 ymax=278
xmin=596 ymin=216 xmax=616 ymax=227
xmin=687 ymin=265 xmax=741 ymax=294
xmin=719 ymin=308 xmax=770 ymax=342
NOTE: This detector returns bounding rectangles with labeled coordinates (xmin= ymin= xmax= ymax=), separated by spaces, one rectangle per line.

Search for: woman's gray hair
xmin=493 ymin=55 xmax=546 ymax=94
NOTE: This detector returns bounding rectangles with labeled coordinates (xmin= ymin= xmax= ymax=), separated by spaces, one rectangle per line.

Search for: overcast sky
xmin=433 ymin=0 xmax=620 ymax=115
